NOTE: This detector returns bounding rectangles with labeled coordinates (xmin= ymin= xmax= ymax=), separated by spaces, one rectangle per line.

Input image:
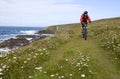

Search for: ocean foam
xmin=0 ymin=48 xmax=11 ymax=53
xmin=20 ymin=30 xmax=37 ymax=35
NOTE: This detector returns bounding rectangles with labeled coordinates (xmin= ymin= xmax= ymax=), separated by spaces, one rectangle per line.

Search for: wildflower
xmin=31 ymin=52 xmax=34 ymax=54
xmin=27 ymin=58 xmax=30 ymax=61
xmin=79 ymin=53 xmax=82 ymax=55
xmin=77 ymin=63 xmax=80 ymax=65
xmin=81 ymin=74 xmax=86 ymax=78
xmin=13 ymin=57 xmax=17 ymax=59
xmin=46 ymin=52 xmax=49 ymax=55
xmin=76 ymin=64 xmax=80 ymax=67
xmin=1 ymin=63 xmax=4 ymax=66
xmin=58 ymin=76 xmax=61 ymax=79
xmin=83 ymin=63 xmax=88 ymax=67
xmin=65 ymin=59 xmax=68 ymax=61
xmin=113 ymin=45 xmax=116 ymax=47
xmin=111 ymin=42 xmax=114 ymax=44
xmin=107 ymin=46 xmax=110 ymax=49
xmin=0 ymin=77 xmax=2 ymax=79
xmin=28 ymin=76 xmax=32 ymax=78
xmin=35 ymin=67 xmax=42 ymax=70
xmin=33 ymin=56 xmax=37 ymax=58
xmin=13 ymin=60 xmax=16 ymax=63
xmin=8 ymin=59 xmax=11 ymax=62
xmin=7 ymin=66 xmax=9 ymax=68
xmin=115 ymin=57 xmax=117 ymax=60
xmin=81 ymin=58 xmax=86 ymax=61
xmin=60 ymin=66 xmax=63 ymax=68
xmin=43 ymin=48 xmax=46 ymax=51
xmin=0 ymin=55 xmax=3 ymax=58
xmin=24 ymin=61 xmax=27 ymax=64
xmin=21 ymin=66 xmax=24 ymax=69
xmin=2 ymin=65 xmax=6 ymax=69
xmin=35 ymin=53 xmax=38 ymax=56
xmin=0 ymin=68 xmax=3 ymax=72
xmin=40 ymin=53 xmax=43 ymax=55
xmin=61 ymin=76 xmax=64 ymax=78
xmin=86 ymin=57 xmax=90 ymax=62
xmin=44 ymin=71 xmax=47 ymax=74
xmin=78 ymin=68 xmax=81 ymax=70
xmin=107 ymin=41 xmax=110 ymax=44
xmin=5 ymin=57 xmax=8 ymax=59
xmin=50 ymin=74 xmax=54 ymax=77
xmin=89 ymin=70 xmax=96 ymax=74
xmin=55 ymin=73 xmax=58 ymax=76
xmin=38 ymin=49 xmax=42 ymax=51
xmin=0 ymin=72 xmax=3 ymax=75
xmin=69 ymin=74 xmax=73 ymax=76
xmin=80 ymin=61 xmax=83 ymax=65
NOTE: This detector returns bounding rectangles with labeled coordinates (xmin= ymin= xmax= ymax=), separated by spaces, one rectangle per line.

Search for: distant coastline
xmin=0 ymin=26 xmax=42 ymax=41
xmin=0 ymin=27 xmax=54 ymax=54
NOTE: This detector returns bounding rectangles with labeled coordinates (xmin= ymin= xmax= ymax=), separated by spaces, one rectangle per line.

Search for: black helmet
xmin=84 ymin=11 xmax=88 ymax=14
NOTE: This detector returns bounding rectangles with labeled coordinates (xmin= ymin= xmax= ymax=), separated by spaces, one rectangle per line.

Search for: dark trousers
xmin=81 ymin=22 xmax=88 ymax=33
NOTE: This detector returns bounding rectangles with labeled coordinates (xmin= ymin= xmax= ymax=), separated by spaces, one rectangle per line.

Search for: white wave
xmin=0 ymin=40 xmax=3 ymax=43
xmin=20 ymin=30 xmax=37 ymax=35
xmin=26 ymin=38 xmax=33 ymax=41
xmin=41 ymin=34 xmax=54 ymax=36
xmin=0 ymin=48 xmax=11 ymax=53
xmin=0 ymin=35 xmax=16 ymax=40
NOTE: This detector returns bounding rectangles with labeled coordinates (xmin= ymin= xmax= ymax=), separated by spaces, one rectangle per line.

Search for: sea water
xmin=0 ymin=26 xmax=43 ymax=53
xmin=0 ymin=26 xmax=43 ymax=41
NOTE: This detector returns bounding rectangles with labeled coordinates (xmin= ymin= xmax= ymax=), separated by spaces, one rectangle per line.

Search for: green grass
xmin=0 ymin=17 xmax=120 ymax=79
xmin=89 ymin=17 xmax=120 ymax=68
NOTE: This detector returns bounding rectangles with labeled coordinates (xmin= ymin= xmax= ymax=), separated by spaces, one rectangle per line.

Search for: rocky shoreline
xmin=0 ymin=29 xmax=54 ymax=54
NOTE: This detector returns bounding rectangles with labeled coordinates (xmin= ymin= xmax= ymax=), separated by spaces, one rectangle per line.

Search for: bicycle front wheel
xmin=84 ymin=33 xmax=87 ymax=40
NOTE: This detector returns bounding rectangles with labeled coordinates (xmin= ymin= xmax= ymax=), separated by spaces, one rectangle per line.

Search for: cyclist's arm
xmin=87 ymin=16 xmax=91 ymax=23
xmin=80 ymin=15 xmax=83 ymax=23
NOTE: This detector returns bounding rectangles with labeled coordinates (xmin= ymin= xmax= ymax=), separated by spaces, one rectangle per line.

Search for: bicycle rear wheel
xmin=81 ymin=22 xmax=88 ymax=40
xmin=84 ymin=33 xmax=87 ymax=40
xmin=83 ymin=27 xmax=87 ymax=40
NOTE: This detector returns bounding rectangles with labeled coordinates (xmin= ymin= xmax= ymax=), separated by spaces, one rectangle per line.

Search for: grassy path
xmin=33 ymin=23 xmax=120 ymax=79
xmin=36 ymin=32 xmax=120 ymax=79
xmin=75 ymin=36 xmax=120 ymax=79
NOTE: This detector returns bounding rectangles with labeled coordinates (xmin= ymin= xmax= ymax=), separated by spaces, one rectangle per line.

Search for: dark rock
xmin=16 ymin=35 xmax=37 ymax=38
xmin=0 ymin=38 xmax=29 ymax=49
xmin=0 ymin=34 xmax=48 ymax=49
xmin=37 ymin=29 xmax=54 ymax=34
xmin=0 ymin=29 xmax=54 ymax=51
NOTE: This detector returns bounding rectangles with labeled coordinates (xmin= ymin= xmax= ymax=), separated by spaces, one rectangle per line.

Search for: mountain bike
xmin=82 ymin=22 xmax=88 ymax=40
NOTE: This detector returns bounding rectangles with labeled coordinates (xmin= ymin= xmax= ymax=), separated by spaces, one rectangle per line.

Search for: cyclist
xmin=80 ymin=11 xmax=91 ymax=34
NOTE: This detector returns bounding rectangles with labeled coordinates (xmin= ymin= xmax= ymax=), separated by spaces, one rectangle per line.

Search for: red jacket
xmin=80 ymin=14 xmax=91 ymax=22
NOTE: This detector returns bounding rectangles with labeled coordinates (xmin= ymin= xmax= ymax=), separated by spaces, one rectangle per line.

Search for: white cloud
xmin=0 ymin=0 xmax=91 ymax=26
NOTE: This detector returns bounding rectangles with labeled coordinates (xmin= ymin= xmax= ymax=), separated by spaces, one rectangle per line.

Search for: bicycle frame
xmin=82 ymin=22 xmax=88 ymax=40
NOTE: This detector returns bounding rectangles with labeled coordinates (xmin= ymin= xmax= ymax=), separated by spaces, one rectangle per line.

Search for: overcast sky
xmin=0 ymin=0 xmax=120 ymax=27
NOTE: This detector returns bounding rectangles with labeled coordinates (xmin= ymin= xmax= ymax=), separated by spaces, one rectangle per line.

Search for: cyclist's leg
xmin=85 ymin=22 xmax=88 ymax=27
xmin=84 ymin=22 xmax=88 ymax=33
xmin=84 ymin=22 xmax=88 ymax=40
xmin=81 ymin=22 xmax=85 ymax=38
xmin=81 ymin=22 xmax=85 ymax=33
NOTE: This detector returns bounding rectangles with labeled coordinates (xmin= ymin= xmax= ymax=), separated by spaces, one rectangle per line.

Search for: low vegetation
xmin=90 ymin=17 xmax=120 ymax=66
xmin=0 ymin=17 xmax=120 ymax=79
